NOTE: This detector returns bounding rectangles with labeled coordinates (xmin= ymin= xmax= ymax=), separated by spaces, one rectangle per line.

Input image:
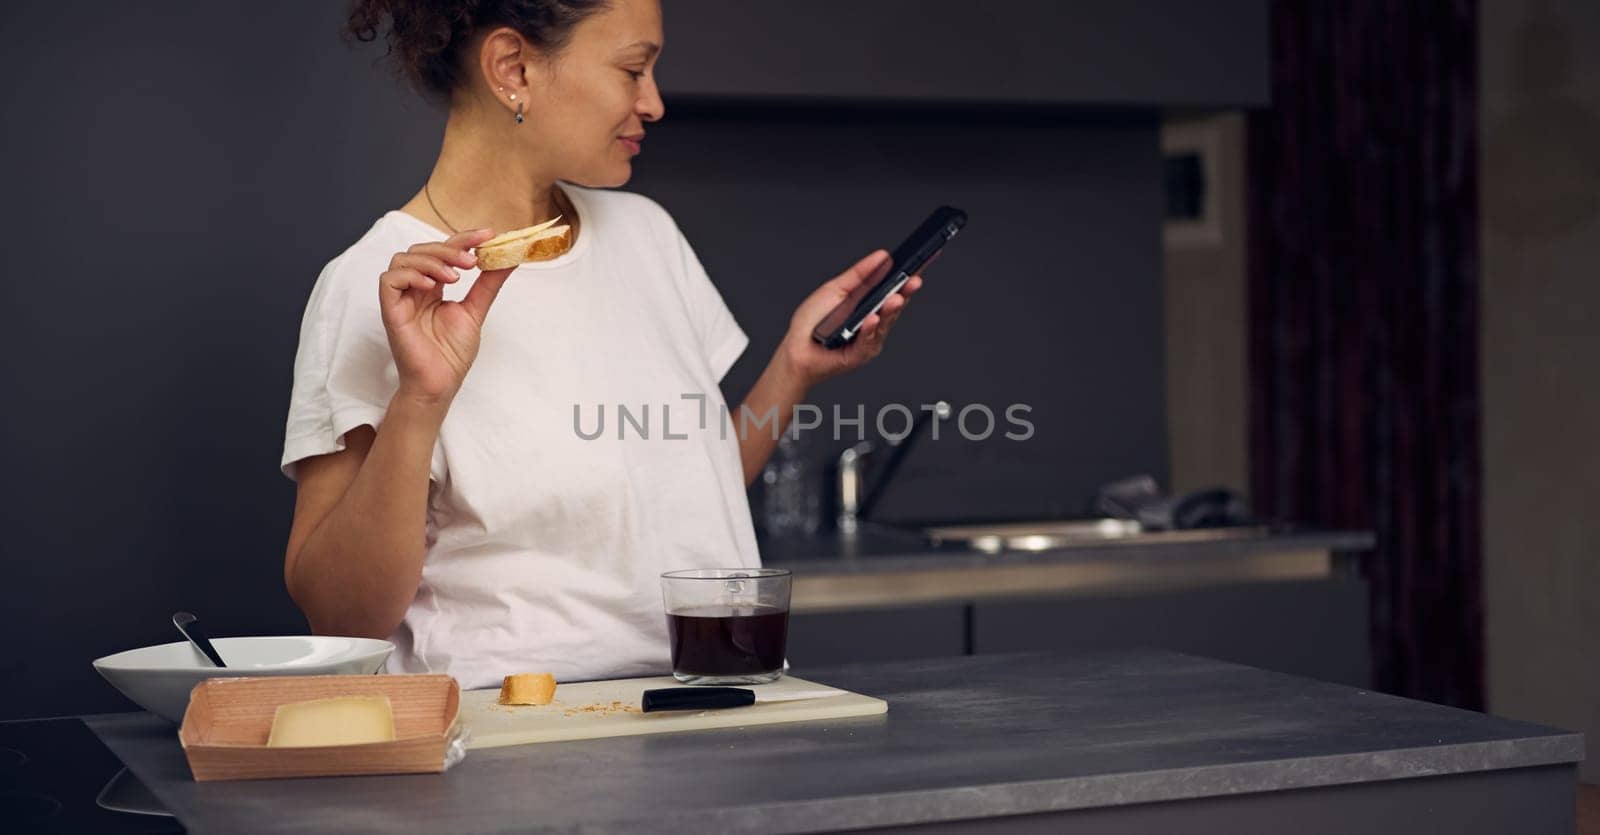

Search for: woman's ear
xmin=478 ymin=27 xmax=535 ymax=107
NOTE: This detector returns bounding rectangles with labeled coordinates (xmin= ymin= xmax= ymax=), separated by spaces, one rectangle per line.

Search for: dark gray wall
xmin=628 ymin=105 xmax=1166 ymax=524
xmin=0 ymin=2 xmax=1217 ymax=719
xmin=2 ymin=2 xmax=439 ymax=720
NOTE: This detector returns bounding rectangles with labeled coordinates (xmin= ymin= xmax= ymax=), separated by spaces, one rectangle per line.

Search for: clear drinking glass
xmin=661 ymin=568 xmax=792 ymax=685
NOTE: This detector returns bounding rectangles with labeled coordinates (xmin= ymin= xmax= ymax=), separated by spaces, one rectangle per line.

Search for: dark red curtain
xmin=1248 ymin=0 xmax=1482 ymax=708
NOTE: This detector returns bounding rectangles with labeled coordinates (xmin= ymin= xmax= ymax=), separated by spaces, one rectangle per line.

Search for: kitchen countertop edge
xmin=762 ymin=528 xmax=1377 ymax=576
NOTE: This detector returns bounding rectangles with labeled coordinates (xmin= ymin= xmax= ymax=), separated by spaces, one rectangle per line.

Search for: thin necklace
xmin=424 ymin=180 xmax=459 ymax=234
xmin=424 ymin=180 xmax=568 ymax=237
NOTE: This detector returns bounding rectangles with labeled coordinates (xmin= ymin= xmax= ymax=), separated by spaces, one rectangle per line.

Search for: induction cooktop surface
xmin=0 ymin=717 xmax=182 ymax=834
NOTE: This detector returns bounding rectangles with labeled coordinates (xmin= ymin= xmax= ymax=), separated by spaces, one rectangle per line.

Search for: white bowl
xmin=92 ymin=636 xmax=394 ymax=723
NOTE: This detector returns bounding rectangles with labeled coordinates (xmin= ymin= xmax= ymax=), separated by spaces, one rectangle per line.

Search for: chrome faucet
xmin=836 ymin=441 xmax=876 ymax=535
xmin=836 ymin=401 xmax=951 ymax=535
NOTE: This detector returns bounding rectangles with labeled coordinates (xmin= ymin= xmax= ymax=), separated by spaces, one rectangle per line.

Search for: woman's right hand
xmin=378 ymin=228 xmax=516 ymax=405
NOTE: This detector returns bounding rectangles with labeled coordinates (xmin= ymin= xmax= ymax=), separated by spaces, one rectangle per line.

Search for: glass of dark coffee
xmin=661 ymin=568 xmax=792 ymax=685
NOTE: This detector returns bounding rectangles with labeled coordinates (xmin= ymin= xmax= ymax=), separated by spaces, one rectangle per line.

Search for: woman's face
xmin=512 ymin=0 xmax=666 ymax=188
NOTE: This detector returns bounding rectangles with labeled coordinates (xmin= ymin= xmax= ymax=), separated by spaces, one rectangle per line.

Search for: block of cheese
xmin=499 ymin=673 xmax=558 ymax=706
xmin=266 ymin=696 xmax=397 ymax=748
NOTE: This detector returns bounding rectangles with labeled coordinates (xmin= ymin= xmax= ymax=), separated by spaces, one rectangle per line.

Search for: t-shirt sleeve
xmin=280 ymin=256 xmax=435 ymax=481
xmin=669 ymin=222 xmax=749 ymax=383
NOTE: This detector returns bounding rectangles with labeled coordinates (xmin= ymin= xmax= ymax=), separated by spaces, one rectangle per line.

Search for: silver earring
xmin=515 ymin=101 xmax=524 ymax=124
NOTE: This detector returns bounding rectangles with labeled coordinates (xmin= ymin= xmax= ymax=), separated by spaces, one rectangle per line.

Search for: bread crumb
xmin=562 ymin=700 xmax=641 ymax=717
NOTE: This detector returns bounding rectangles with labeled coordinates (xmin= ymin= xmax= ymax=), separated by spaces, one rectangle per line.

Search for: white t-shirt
xmin=281 ymin=184 xmax=761 ymax=688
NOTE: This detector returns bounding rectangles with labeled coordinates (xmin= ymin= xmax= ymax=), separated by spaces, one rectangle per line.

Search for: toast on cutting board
xmin=475 ymin=216 xmax=570 ymax=269
xmin=499 ymin=672 xmax=558 ymax=706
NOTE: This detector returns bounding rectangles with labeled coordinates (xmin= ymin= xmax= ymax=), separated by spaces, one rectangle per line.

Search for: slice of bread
xmin=475 ymin=216 xmax=572 ymax=269
xmin=499 ymin=672 xmax=558 ymax=706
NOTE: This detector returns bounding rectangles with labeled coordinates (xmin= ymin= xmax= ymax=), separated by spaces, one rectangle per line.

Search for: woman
xmin=280 ymin=0 xmax=922 ymax=687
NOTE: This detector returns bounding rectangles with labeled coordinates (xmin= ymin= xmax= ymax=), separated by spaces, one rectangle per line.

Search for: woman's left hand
xmin=778 ymin=250 xmax=925 ymax=388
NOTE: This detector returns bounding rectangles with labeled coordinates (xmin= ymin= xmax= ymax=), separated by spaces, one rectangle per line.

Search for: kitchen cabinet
xmin=974 ymin=578 xmax=1372 ymax=687
xmin=788 ymin=578 xmax=1369 ymax=688
xmin=771 ymin=528 xmax=1374 ymax=686
xmin=789 ymin=605 xmax=968 ymax=667
xmin=659 ymin=1 xmax=1268 ymax=107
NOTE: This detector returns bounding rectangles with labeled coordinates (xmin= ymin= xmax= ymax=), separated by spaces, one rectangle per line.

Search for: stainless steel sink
xmin=922 ymin=519 xmax=1144 ymax=553
xmin=921 ymin=519 xmax=1272 ymax=554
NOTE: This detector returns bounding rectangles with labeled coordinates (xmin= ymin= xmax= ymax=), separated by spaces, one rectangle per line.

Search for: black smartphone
xmin=811 ymin=205 xmax=967 ymax=348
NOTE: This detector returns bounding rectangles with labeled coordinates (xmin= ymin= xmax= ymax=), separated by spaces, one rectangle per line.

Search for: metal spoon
xmin=172 ymin=612 xmax=226 ymax=668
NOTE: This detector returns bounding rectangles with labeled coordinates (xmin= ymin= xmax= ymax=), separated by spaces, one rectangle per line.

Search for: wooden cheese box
xmin=178 ymin=674 xmax=461 ymax=781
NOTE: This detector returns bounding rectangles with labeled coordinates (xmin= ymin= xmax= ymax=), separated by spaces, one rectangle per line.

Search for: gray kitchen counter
xmin=86 ymin=650 xmax=1581 ymax=834
xmin=762 ymin=526 xmax=1375 ymax=611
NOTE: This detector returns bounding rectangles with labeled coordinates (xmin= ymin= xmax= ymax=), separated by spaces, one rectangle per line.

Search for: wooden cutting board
xmin=460 ymin=674 xmax=887 ymax=750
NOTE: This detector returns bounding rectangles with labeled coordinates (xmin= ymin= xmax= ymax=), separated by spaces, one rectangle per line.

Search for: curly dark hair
xmin=346 ymin=0 xmax=612 ymax=101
